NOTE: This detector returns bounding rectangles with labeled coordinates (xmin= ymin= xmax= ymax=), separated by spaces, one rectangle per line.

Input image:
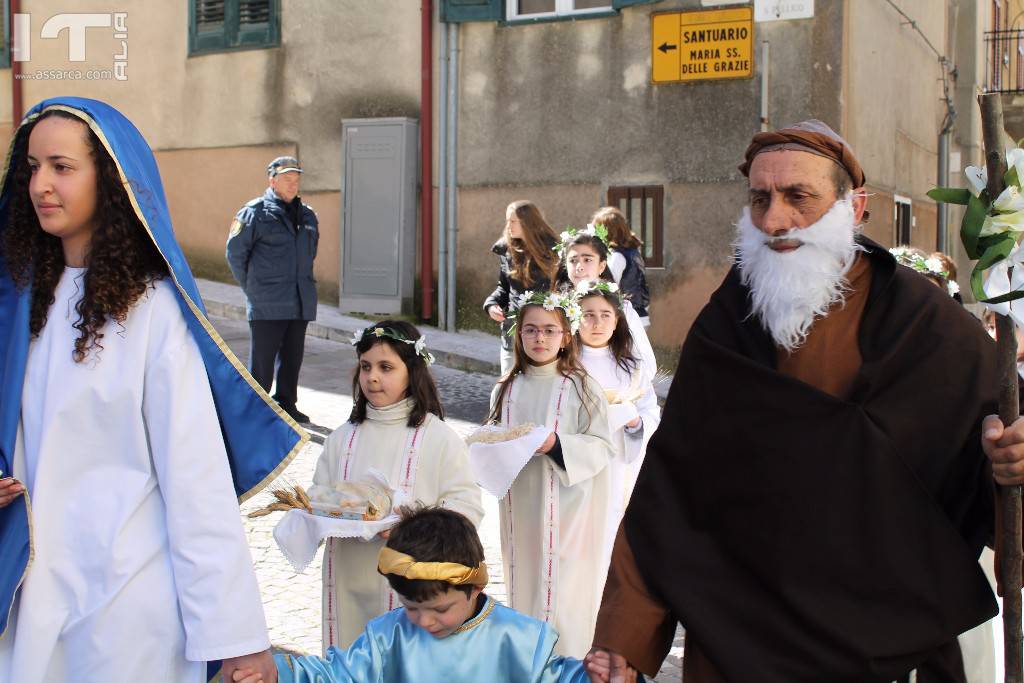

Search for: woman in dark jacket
xmin=483 ymin=200 xmax=559 ymax=373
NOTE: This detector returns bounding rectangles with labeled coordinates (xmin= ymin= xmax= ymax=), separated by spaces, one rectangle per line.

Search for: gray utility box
xmin=339 ymin=117 xmax=419 ymax=315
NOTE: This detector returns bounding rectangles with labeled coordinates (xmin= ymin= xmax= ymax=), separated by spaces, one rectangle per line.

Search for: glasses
xmin=520 ymin=325 xmax=564 ymax=339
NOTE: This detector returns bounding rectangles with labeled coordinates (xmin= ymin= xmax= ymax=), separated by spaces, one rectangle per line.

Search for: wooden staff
xmin=980 ymin=91 xmax=1024 ymax=682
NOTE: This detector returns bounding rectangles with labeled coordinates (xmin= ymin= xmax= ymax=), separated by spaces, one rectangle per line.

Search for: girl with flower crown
xmin=574 ymin=280 xmax=660 ymax=589
xmin=486 ymin=292 xmax=615 ymax=657
xmin=556 ymin=229 xmax=657 ymax=383
xmin=314 ymin=320 xmax=483 ymax=649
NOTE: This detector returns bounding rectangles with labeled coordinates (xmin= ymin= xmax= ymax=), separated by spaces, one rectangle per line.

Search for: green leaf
xmin=961 ymin=193 xmax=990 ymax=259
xmin=971 ymin=234 xmax=1018 ymax=302
xmin=1006 ymin=166 xmax=1021 ymax=189
xmin=927 ymin=187 xmax=971 ymax=205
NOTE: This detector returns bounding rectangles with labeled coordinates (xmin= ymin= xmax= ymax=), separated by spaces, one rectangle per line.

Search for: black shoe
xmin=280 ymin=404 xmax=310 ymax=423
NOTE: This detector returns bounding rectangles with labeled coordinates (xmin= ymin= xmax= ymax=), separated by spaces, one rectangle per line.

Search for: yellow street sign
xmin=652 ymin=7 xmax=754 ymax=84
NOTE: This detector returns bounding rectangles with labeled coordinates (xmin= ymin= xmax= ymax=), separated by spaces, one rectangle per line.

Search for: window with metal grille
xmin=190 ymin=0 xmax=278 ymax=55
xmin=606 ymin=185 xmax=664 ymax=268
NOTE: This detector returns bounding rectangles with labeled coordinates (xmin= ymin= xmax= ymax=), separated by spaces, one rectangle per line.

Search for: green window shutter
xmin=0 ymin=0 xmax=10 ymax=70
xmin=190 ymin=0 xmax=278 ymax=55
xmin=441 ymin=0 xmax=503 ymax=23
xmin=191 ymin=0 xmax=229 ymax=52
xmin=611 ymin=0 xmax=662 ymax=8
xmin=236 ymin=0 xmax=278 ymax=48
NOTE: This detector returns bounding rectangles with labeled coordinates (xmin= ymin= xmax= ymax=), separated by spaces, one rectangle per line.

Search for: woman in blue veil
xmin=0 ymin=98 xmax=306 ymax=681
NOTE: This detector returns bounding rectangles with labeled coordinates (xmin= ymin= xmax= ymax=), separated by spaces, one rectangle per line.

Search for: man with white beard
xmin=584 ymin=120 xmax=1024 ymax=683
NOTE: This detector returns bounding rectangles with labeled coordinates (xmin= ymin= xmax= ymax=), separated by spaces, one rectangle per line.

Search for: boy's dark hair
xmin=349 ymin=320 xmax=444 ymax=427
xmin=384 ymin=506 xmax=485 ymax=602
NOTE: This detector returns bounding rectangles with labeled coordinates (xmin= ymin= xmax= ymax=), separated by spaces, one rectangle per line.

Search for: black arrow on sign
xmin=658 ymin=42 xmax=677 ymax=54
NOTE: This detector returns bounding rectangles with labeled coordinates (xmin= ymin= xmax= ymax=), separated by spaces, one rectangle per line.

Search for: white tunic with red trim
xmin=494 ymin=361 xmax=614 ymax=658
xmin=315 ymin=398 xmax=483 ymax=651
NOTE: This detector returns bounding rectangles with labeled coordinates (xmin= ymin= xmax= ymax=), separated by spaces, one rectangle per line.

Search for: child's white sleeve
xmin=436 ymin=429 xmax=485 ymax=526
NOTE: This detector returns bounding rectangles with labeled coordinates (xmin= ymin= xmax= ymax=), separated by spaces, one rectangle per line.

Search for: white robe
xmin=495 ymin=362 xmax=615 ymax=658
xmin=577 ymin=345 xmax=660 ymax=582
xmin=0 ymin=269 xmax=269 ymax=683
xmin=315 ymin=399 xmax=483 ymax=650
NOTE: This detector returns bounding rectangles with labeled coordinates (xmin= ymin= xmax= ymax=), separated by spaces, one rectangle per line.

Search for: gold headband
xmin=377 ymin=547 xmax=489 ymax=588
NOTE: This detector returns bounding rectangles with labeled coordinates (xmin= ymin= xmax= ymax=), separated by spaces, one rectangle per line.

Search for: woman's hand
xmin=536 ymin=432 xmax=557 ymax=454
xmin=487 ymin=305 xmax=506 ymax=322
xmin=625 ymin=417 xmax=642 ymax=430
xmin=0 ymin=478 xmax=24 ymax=508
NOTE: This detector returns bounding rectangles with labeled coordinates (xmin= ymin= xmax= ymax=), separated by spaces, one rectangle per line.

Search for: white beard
xmin=734 ymin=198 xmax=863 ymax=353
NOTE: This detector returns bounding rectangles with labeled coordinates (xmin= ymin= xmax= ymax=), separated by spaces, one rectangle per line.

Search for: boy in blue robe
xmin=231 ymin=506 xmax=591 ymax=683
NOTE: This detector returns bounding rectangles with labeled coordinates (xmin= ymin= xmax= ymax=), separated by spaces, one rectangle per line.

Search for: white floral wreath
xmin=888 ymin=247 xmax=960 ymax=298
xmin=575 ymin=278 xmax=621 ymax=300
xmin=554 ymin=223 xmax=610 ymax=255
xmin=507 ymin=289 xmax=583 ymax=335
xmin=350 ymin=326 xmax=436 ymax=365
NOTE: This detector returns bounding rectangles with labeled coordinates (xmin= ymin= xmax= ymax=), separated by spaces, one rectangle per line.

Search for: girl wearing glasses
xmin=486 ymin=291 xmax=614 ymax=658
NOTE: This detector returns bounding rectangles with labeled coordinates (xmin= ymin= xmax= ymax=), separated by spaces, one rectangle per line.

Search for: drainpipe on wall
xmin=420 ymin=0 xmax=434 ymax=321
xmin=445 ymin=22 xmax=458 ymax=332
xmin=437 ymin=14 xmax=448 ymax=331
xmin=11 ymin=0 xmax=22 ymax=127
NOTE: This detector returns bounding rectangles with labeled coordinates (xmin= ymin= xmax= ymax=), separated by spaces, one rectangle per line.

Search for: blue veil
xmin=0 ymin=98 xmax=307 ymax=668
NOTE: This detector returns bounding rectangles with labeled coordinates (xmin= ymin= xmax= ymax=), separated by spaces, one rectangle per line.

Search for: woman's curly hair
xmin=1 ymin=109 xmax=168 ymax=362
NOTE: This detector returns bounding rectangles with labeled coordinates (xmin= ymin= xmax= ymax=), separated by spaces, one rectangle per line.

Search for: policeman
xmin=226 ymin=156 xmax=318 ymax=423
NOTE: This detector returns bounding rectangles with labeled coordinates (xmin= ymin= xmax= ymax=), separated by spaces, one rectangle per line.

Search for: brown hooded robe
xmin=597 ymin=239 xmax=999 ymax=682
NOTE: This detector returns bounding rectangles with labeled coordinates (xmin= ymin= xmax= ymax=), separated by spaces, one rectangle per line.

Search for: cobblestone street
xmin=213 ymin=316 xmax=682 ymax=679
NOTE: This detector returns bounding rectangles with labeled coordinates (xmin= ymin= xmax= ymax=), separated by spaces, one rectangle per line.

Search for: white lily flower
xmin=980 ymin=209 xmax=1024 ymax=237
xmin=995 ymin=185 xmax=1024 ymax=214
xmin=965 ymin=165 xmax=988 ymax=197
xmin=1008 ymin=148 xmax=1024 ymax=184
xmin=982 ymin=242 xmax=1024 ymax=332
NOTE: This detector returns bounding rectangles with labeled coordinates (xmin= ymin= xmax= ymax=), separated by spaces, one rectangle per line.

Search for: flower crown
xmin=506 ymin=289 xmax=584 ymax=336
xmin=554 ymin=223 xmax=610 ymax=255
xmin=575 ymin=279 xmax=623 ymax=307
xmin=350 ymin=326 xmax=436 ymax=365
xmin=889 ymin=247 xmax=960 ymax=297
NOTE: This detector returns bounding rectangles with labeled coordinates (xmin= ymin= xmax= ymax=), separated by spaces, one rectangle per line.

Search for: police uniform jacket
xmin=226 ymin=187 xmax=319 ymax=321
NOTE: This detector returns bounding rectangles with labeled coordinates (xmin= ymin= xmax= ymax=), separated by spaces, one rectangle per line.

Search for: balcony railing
xmin=986 ymin=29 xmax=1024 ymax=94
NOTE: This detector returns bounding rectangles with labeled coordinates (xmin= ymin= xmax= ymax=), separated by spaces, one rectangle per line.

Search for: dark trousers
xmin=248 ymin=319 xmax=308 ymax=408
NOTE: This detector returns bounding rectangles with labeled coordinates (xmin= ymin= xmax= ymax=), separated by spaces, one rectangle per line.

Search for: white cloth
xmin=315 ymin=399 xmax=483 ymax=650
xmin=468 ymin=425 xmax=550 ymax=498
xmin=0 ymin=270 xmax=269 ymax=683
xmin=622 ymin=300 xmax=656 ymax=381
xmin=274 ymin=510 xmax=401 ymax=573
xmin=495 ymin=362 xmax=615 ymax=658
xmin=607 ymin=252 xmax=627 ymax=283
xmin=578 ymin=345 xmax=660 ymax=586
